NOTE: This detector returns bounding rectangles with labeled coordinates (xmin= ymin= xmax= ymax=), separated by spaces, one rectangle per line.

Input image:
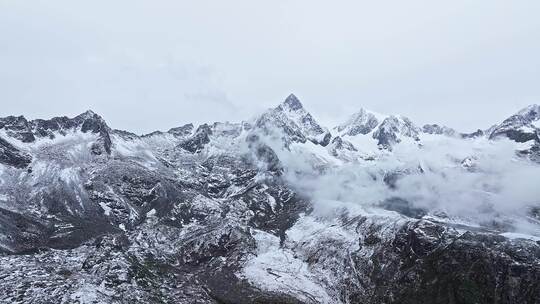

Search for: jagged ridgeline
xmin=0 ymin=95 xmax=539 ymax=303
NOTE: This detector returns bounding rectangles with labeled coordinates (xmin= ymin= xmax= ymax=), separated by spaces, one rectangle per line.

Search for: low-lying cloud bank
xmin=261 ymin=134 xmax=540 ymax=235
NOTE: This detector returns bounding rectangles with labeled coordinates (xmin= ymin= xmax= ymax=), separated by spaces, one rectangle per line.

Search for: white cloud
xmin=263 ymin=133 xmax=540 ymax=235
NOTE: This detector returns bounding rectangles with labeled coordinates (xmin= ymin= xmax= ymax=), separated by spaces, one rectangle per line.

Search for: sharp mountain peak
xmin=280 ymin=93 xmax=304 ymax=112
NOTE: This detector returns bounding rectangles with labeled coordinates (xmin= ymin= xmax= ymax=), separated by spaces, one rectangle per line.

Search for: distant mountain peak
xmin=489 ymin=103 xmax=540 ymax=142
xmin=372 ymin=115 xmax=420 ymax=148
xmin=280 ymin=93 xmax=304 ymax=112
xmin=517 ymin=104 xmax=540 ymax=116
xmin=83 ymin=109 xmax=97 ymax=115
xmin=168 ymin=123 xmax=194 ymax=137
xmin=76 ymin=109 xmax=100 ymax=120
xmin=0 ymin=110 xmax=112 ymax=154
xmin=254 ymin=94 xmax=331 ymax=146
xmin=336 ymin=108 xmax=381 ymax=136
xmin=422 ymin=124 xmax=458 ymax=137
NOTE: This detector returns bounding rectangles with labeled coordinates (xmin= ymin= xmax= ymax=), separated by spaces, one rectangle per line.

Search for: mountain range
xmin=0 ymin=94 xmax=539 ymax=304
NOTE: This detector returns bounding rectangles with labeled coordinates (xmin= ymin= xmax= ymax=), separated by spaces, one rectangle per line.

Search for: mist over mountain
xmin=0 ymin=95 xmax=539 ymax=303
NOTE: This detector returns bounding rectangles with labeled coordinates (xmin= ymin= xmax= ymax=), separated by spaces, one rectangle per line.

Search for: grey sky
xmin=1 ymin=0 xmax=539 ymax=134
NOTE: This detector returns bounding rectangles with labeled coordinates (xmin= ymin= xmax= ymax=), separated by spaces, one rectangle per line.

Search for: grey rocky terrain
xmin=0 ymin=95 xmax=539 ymax=304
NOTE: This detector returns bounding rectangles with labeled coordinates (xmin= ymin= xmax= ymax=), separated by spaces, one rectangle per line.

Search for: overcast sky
xmin=1 ymin=1 xmax=539 ymax=134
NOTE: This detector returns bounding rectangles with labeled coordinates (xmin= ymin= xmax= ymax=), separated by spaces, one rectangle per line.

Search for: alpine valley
xmin=1 ymin=94 xmax=539 ymax=304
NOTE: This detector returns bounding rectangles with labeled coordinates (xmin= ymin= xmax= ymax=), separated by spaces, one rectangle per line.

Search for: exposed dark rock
xmin=0 ymin=137 xmax=32 ymax=168
xmin=0 ymin=116 xmax=35 ymax=142
xmin=378 ymin=197 xmax=427 ymax=219
xmin=246 ymin=134 xmax=283 ymax=174
xmin=179 ymin=124 xmax=212 ymax=153
xmin=491 ymin=128 xmax=539 ymax=143
xmin=373 ymin=116 xmax=420 ymax=149
xmin=422 ymin=124 xmax=458 ymax=137
xmin=329 ymin=136 xmax=358 ymax=157
xmin=461 ymin=129 xmax=485 ymax=139
xmin=168 ymin=123 xmax=194 ymax=137
xmin=281 ymin=93 xmax=304 ymax=111
xmin=489 ymin=104 xmax=540 ymax=143
xmin=0 ymin=110 xmax=112 ymax=155
xmin=364 ymin=221 xmax=540 ymax=304
xmin=256 ymin=94 xmax=332 ymax=147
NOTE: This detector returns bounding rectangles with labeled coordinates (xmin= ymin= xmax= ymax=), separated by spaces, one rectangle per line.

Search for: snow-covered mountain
xmin=334 ymin=109 xmax=422 ymax=149
xmin=1 ymin=96 xmax=539 ymax=304
xmin=255 ymin=94 xmax=331 ymax=147
xmin=335 ymin=108 xmax=381 ymax=136
xmin=490 ymin=104 xmax=540 ymax=142
xmin=422 ymin=123 xmax=458 ymax=137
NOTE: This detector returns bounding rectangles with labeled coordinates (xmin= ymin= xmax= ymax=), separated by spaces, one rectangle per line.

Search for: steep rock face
xmin=143 ymin=123 xmax=195 ymax=139
xmin=0 ymin=137 xmax=32 ymax=168
xmin=489 ymin=104 xmax=540 ymax=143
xmin=246 ymin=134 xmax=283 ymax=174
xmin=0 ymin=110 xmax=112 ymax=155
xmin=0 ymin=115 xmax=36 ymax=142
xmin=328 ymin=136 xmax=358 ymax=158
xmin=334 ymin=109 xmax=422 ymax=150
xmin=336 ymin=109 xmax=380 ymax=136
xmin=422 ymin=124 xmax=458 ymax=137
xmin=255 ymin=94 xmax=331 ymax=147
xmin=372 ymin=115 xmax=421 ymax=148
xmin=178 ymin=124 xmax=213 ymax=153
xmin=518 ymin=142 xmax=540 ymax=163
xmin=358 ymin=220 xmax=540 ymax=304
xmin=461 ymin=129 xmax=485 ymax=139
xmin=177 ymin=121 xmax=249 ymax=153
xmin=329 ymin=136 xmax=357 ymax=152
xmin=167 ymin=123 xmax=194 ymax=137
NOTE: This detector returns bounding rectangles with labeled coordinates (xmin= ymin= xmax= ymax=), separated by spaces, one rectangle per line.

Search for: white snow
xmin=118 ymin=224 xmax=126 ymax=231
xmin=335 ymin=108 xmax=385 ymax=135
xmin=343 ymin=132 xmax=383 ymax=155
xmin=0 ymin=165 xmax=4 ymax=185
xmin=59 ymin=167 xmax=81 ymax=185
xmin=68 ymin=283 xmax=109 ymax=304
xmin=500 ymin=232 xmax=540 ymax=242
xmin=266 ymin=192 xmax=276 ymax=209
xmin=99 ymin=202 xmax=112 ymax=216
xmin=240 ymin=229 xmax=337 ymax=304
xmin=269 ymin=123 xmax=540 ymax=235
xmin=286 ymin=215 xmax=360 ymax=248
xmin=519 ymin=125 xmax=536 ymax=133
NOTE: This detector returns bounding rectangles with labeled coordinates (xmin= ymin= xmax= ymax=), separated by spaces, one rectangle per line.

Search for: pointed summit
xmin=76 ymin=109 xmax=100 ymax=120
xmin=255 ymin=93 xmax=331 ymax=146
xmin=489 ymin=104 xmax=540 ymax=142
xmin=336 ymin=108 xmax=381 ymax=136
xmin=281 ymin=94 xmax=304 ymax=111
xmin=516 ymin=104 xmax=540 ymax=119
xmin=82 ymin=109 xmax=97 ymax=116
xmin=74 ymin=110 xmax=108 ymax=131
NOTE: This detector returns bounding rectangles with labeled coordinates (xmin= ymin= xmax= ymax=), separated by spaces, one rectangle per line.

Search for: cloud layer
xmin=268 ymin=135 xmax=540 ymax=235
